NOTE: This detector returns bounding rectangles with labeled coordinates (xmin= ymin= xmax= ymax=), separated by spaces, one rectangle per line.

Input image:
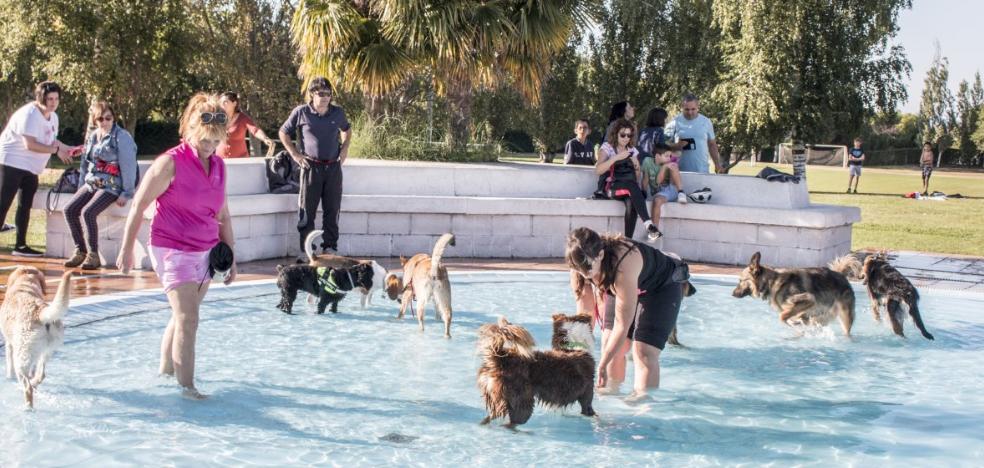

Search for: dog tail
xmin=41 ymin=271 xmax=72 ymax=324
xmin=430 ymin=233 xmax=456 ymax=278
xmin=905 ymin=292 xmax=935 ymax=340
xmin=828 ymin=255 xmax=862 ymax=280
xmin=304 ymin=230 xmax=324 ymax=263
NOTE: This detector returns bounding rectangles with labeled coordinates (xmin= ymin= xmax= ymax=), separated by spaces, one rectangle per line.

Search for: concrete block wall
xmin=36 ymin=158 xmax=859 ymax=268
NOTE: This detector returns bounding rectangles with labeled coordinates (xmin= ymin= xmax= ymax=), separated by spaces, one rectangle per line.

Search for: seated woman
xmin=63 ymin=100 xmax=138 ymax=269
xmin=595 ymin=118 xmax=660 ymax=240
xmin=567 ymin=227 xmax=685 ymax=401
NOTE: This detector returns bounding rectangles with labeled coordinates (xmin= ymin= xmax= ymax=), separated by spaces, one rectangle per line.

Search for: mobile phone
xmin=683 ymin=138 xmax=696 ymax=150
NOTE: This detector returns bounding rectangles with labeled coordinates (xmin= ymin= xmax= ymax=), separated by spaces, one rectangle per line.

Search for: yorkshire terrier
xmin=275 ymin=262 xmax=376 ymax=314
xmin=476 ymin=317 xmax=596 ymax=428
xmin=861 ymin=253 xmax=934 ymax=340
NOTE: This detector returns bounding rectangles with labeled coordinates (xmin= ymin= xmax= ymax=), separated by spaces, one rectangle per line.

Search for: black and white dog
xmin=275 ymin=263 xmax=377 ymax=314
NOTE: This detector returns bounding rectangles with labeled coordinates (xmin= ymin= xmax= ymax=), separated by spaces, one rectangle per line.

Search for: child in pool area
xmin=641 ymin=145 xmax=687 ymax=234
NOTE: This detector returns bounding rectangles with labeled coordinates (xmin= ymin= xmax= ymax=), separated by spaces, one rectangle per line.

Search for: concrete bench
xmin=36 ymin=158 xmax=859 ymax=268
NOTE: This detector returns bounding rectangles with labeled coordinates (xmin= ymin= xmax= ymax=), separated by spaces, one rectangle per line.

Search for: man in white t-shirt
xmin=0 ymin=81 xmax=74 ymax=257
xmin=664 ymin=94 xmax=723 ymax=174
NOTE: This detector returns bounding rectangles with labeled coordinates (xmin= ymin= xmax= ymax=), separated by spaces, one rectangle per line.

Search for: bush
xmin=134 ymin=120 xmax=180 ymax=156
xmin=349 ymin=115 xmax=502 ymax=162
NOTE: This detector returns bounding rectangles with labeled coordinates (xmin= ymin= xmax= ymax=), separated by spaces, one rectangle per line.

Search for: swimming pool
xmin=1 ymin=272 xmax=982 ymax=466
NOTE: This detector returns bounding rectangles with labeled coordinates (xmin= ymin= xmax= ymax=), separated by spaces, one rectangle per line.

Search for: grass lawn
xmin=4 ymin=156 xmax=982 ymax=258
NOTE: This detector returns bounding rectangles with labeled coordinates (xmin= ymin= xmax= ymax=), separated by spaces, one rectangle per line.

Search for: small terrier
xmin=861 ymin=253 xmax=934 ymax=340
xmin=275 ymin=263 xmax=376 ymax=314
xmin=477 ymin=317 xmax=596 ymax=428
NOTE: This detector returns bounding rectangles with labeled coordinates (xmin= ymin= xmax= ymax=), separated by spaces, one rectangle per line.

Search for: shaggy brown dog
xmin=732 ymin=252 xmax=856 ymax=336
xmin=861 ymin=254 xmax=934 ymax=340
xmin=477 ymin=317 xmax=596 ymax=428
xmin=2 ymin=268 xmax=72 ymax=408
xmin=385 ymin=233 xmax=455 ymax=337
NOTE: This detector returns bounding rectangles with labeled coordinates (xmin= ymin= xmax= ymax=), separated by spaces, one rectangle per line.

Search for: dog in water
xmin=860 ymin=253 xmax=934 ymax=340
xmin=302 ymin=230 xmax=388 ymax=309
xmin=732 ymin=252 xmax=856 ymax=336
xmin=2 ymin=268 xmax=72 ymax=408
xmin=385 ymin=233 xmax=455 ymax=337
xmin=477 ymin=316 xmax=596 ymax=428
xmin=275 ymin=262 xmax=376 ymax=314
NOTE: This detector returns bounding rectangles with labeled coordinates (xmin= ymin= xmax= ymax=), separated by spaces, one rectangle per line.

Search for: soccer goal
xmin=776 ymin=144 xmax=849 ymax=167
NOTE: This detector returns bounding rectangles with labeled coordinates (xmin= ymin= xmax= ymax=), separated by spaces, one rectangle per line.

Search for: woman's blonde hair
xmin=179 ymin=92 xmax=227 ymax=144
xmin=87 ymin=100 xmax=115 ymax=129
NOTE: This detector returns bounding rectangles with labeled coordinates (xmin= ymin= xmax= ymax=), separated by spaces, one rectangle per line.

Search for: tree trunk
xmin=446 ymin=78 xmax=473 ymax=149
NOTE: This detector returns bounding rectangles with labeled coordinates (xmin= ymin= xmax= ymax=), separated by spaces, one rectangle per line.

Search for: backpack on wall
xmin=266 ymin=150 xmax=300 ymax=194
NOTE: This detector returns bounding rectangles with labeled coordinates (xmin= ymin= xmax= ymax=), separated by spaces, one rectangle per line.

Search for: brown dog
xmin=860 ymin=253 xmax=934 ymax=340
xmin=2 ymin=268 xmax=73 ymax=408
xmin=385 ymin=233 xmax=455 ymax=338
xmin=732 ymin=252 xmax=856 ymax=336
xmin=477 ymin=316 xmax=595 ymax=428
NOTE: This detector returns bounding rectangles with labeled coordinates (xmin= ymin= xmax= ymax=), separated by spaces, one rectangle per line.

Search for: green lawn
xmin=5 ymin=158 xmax=983 ymax=258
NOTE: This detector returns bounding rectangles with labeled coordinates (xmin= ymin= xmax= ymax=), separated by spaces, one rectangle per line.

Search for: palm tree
xmin=291 ymin=0 xmax=600 ymax=147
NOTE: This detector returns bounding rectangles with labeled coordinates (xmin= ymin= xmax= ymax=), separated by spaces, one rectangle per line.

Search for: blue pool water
xmin=1 ymin=272 xmax=982 ymax=466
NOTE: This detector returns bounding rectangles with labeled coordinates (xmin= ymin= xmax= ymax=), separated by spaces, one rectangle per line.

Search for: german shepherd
xmin=860 ymin=254 xmax=934 ymax=340
xmin=732 ymin=252 xmax=856 ymax=336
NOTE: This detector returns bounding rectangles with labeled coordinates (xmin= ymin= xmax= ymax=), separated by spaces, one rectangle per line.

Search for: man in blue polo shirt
xmin=279 ymin=77 xmax=352 ymax=260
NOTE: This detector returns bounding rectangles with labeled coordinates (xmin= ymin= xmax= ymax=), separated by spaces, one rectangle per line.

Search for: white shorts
xmin=849 ymin=165 xmax=862 ymax=177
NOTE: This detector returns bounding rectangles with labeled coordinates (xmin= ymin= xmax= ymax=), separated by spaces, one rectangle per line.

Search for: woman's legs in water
xmin=631 ymin=341 xmax=662 ymax=393
xmin=160 ymin=281 xmax=210 ymax=398
xmin=600 ymin=294 xmax=631 ymax=393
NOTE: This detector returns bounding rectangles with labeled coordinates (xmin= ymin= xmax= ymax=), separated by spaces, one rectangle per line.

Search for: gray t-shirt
xmin=664 ymin=113 xmax=715 ymax=173
xmin=280 ymin=104 xmax=351 ymax=161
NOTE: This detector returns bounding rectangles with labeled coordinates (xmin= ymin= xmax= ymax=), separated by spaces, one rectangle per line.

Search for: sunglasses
xmin=96 ymin=115 xmax=114 ymax=122
xmin=619 ymin=132 xmax=633 ymax=138
xmin=200 ymin=112 xmax=228 ymax=125
xmin=312 ymin=91 xmax=333 ymax=98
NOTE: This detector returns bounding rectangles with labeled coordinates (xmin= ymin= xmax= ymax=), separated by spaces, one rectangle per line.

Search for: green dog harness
xmin=316 ymin=267 xmax=340 ymax=294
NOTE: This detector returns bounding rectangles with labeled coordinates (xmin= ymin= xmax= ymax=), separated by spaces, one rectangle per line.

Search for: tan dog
xmin=385 ymin=233 xmax=455 ymax=337
xmin=304 ymin=230 xmax=388 ymax=309
xmin=2 ymin=268 xmax=72 ymax=408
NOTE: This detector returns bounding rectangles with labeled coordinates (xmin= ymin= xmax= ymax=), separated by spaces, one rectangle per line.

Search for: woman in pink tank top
xmin=116 ymin=93 xmax=237 ymax=400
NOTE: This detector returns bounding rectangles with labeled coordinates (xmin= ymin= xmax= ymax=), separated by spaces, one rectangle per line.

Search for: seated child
xmin=641 ymin=145 xmax=687 ymax=232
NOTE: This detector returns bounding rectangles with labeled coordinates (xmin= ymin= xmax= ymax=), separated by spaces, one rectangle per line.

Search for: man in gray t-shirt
xmin=279 ymin=77 xmax=352 ymax=259
xmin=664 ymin=94 xmax=723 ymax=174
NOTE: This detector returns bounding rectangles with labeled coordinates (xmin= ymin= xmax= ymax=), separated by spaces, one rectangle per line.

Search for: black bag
xmin=267 ymin=150 xmax=300 ymax=194
xmin=45 ymin=167 xmax=81 ymax=213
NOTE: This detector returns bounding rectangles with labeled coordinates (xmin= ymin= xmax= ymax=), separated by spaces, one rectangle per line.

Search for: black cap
xmin=307 ymin=77 xmax=332 ymax=93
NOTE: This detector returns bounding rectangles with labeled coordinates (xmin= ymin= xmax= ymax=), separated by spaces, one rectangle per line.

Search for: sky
xmin=896 ymin=0 xmax=981 ymax=114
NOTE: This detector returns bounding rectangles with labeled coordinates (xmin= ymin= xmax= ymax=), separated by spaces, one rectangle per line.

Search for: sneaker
xmin=12 ymin=245 xmax=43 ymax=257
xmin=64 ymin=249 xmax=87 ymax=268
xmin=853 ymin=188 xmax=858 ymax=194
xmin=846 ymin=188 xmax=851 ymax=193
xmin=0 ymin=223 xmax=14 ymax=233
xmin=677 ymin=191 xmax=688 ymax=204
xmin=80 ymin=252 xmax=101 ymax=270
xmin=646 ymin=223 xmax=662 ymax=241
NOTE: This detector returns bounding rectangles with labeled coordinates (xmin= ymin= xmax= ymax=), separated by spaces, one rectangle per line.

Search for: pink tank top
xmin=150 ymin=141 xmax=226 ymax=252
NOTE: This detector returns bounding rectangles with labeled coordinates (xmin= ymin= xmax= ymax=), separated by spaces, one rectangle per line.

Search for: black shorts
xmin=922 ymin=165 xmax=933 ymax=178
xmin=602 ymin=282 xmax=682 ymax=350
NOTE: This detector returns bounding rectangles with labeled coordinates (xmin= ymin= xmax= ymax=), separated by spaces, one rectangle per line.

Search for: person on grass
xmin=847 ymin=137 xmax=865 ymax=194
xmin=920 ymin=142 xmax=935 ymax=196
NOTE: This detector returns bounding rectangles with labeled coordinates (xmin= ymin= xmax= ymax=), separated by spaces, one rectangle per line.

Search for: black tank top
xmin=613 ymin=240 xmax=675 ymax=294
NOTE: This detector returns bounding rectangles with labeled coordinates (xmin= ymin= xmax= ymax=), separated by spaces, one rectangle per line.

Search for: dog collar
xmin=564 ymin=340 xmax=590 ymax=351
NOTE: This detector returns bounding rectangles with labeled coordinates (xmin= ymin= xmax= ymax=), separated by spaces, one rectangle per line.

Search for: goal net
xmin=776 ymin=144 xmax=849 ymax=167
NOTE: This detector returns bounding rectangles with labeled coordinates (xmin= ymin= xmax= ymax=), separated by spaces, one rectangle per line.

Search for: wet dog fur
xmin=477 ymin=317 xmax=596 ymax=428
xmin=275 ymin=263 xmax=376 ymax=314
xmin=551 ymin=313 xmax=595 ymax=353
xmin=860 ymin=253 xmax=934 ymax=340
xmin=732 ymin=252 xmax=856 ymax=336
xmin=303 ymin=230 xmax=388 ymax=309
xmin=2 ymin=268 xmax=72 ymax=408
xmin=384 ymin=233 xmax=455 ymax=338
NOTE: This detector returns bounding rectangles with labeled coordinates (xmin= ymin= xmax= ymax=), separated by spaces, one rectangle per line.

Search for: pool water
xmin=1 ymin=272 xmax=982 ymax=466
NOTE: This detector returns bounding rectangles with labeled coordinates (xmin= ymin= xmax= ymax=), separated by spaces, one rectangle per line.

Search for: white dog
xmin=2 ymin=268 xmax=72 ymax=408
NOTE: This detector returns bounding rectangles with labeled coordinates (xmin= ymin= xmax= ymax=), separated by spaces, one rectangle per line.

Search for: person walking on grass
xmin=847 ymin=137 xmax=865 ymax=193
xmin=920 ymin=142 xmax=934 ymax=196
xmin=0 ymin=81 xmax=77 ymax=256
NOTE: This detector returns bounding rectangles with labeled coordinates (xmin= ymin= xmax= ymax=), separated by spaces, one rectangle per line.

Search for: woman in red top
xmin=216 ymin=92 xmax=275 ymax=158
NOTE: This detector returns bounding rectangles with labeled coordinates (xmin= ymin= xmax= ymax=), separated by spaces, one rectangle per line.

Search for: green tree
xmin=711 ymin=0 xmax=911 ymax=171
xmin=532 ymin=34 xmax=586 ymax=158
xmin=972 ymin=108 xmax=984 ymax=165
xmin=918 ymin=43 xmax=957 ymax=165
xmin=955 ymin=72 xmax=983 ymax=160
xmin=290 ymin=0 xmax=600 ymax=147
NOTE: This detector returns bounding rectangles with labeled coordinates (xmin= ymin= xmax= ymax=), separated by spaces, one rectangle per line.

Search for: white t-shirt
xmin=0 ymin=103 xmax=59 ymax=175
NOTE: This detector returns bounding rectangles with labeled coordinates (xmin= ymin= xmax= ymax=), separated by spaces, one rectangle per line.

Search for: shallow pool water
xmin=1 ymin=272 xmax=982 ymax=466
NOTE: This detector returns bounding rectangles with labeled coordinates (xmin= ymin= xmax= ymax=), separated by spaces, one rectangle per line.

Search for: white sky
xmin=896 ymin=0 xmax=982 ymax=114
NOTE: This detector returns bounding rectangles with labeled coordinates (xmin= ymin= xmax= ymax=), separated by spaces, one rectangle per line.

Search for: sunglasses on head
xmin=200 ymin=112 xmax=227 ymax=125
xmin=96 ymin=115 xmax=114 ymax=122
